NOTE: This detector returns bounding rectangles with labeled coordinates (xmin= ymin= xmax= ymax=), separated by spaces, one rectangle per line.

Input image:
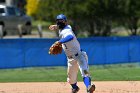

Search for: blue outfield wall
xmin=0 ymin=36 xmax=140 ymax=68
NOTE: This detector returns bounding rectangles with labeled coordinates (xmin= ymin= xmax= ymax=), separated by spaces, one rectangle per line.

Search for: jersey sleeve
xmin=59 ymin=29 xmax=74 ymax=43
xmin=59 ymin=35 xmax=74 ymax=43
xmin=63 ymin=29 xmax=74 ymax=38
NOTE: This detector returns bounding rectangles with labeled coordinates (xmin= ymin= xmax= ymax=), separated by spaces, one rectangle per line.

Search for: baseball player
xmin=49 ymin=14 xmax=95 ymax=93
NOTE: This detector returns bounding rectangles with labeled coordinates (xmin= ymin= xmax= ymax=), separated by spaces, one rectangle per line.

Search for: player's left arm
xmin=48 ymin=33 xmax=73 ymax=55
xmin=59 ymin=35 xmax=74 ymax=43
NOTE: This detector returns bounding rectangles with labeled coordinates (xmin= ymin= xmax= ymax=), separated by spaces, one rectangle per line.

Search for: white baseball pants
xmin=67 ymin=51 xmax=89 ymax=84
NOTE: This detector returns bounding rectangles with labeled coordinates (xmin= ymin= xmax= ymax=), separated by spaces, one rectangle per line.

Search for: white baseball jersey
xmin=59 ymin=25 xmax=81 ymax=57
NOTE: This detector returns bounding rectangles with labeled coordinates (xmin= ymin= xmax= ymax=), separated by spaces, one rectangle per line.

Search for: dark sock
xmin=83 ymin=76 xmax=91 ymax=88
xmin=71 ymin=83 xmax=78 ymax=89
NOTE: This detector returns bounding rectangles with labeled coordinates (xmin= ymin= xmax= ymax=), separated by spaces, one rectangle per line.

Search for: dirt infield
xmin=0 ymin=81 xmax=139 ymax=93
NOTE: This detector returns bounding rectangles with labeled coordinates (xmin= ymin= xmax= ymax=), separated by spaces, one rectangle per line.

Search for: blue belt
xmin=75 ymin=49 xmax=82 ymax=56
xmin=68 ymin=49 xmax=83 ymax=58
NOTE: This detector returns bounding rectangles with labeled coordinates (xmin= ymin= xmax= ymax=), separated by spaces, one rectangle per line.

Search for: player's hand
xmin=49 ymin=25 xmax=58 ymax=31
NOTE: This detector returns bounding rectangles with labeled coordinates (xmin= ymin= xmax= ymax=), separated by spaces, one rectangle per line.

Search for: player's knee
xmin=82 ymin=70 xmax=90 ymax=77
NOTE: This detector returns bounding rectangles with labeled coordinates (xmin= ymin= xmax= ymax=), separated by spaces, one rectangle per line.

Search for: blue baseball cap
xmin=56 ymin=14 xmax=67 ymax=21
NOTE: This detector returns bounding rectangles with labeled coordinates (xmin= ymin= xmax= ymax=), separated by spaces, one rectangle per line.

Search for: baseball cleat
xmin=87 ymin=84 xmax=95 ymax=93
xmin=71 ymin=86 xmax=80 ymax=93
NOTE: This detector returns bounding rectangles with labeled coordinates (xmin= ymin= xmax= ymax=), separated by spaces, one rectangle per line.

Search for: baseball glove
xmin=49 ymin=41 xmax=62 ymax=55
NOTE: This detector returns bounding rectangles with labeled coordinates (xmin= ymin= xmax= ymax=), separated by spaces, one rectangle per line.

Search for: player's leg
xmin=77 ymin=51 xmax=95 ymax=93
xmin=78 ymin=51 xmax=91 ymax=87
xmin=67 ymin=59 xmax=79 ymax=93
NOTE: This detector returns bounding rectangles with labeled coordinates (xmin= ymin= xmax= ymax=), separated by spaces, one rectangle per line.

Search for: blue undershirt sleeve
xmin=59 ymin=35 xmax=74 ymax=43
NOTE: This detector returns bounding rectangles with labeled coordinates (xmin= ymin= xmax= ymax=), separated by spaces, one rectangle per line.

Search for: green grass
xmin=0 ymin=67 xmax=67 ymax=82
xmin=0 ymin=63 xmax=140 ymax=82
xmin=90 ymin=65 xmax=140 ymax=81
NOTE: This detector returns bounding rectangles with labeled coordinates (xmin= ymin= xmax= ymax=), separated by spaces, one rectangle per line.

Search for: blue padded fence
xmin=0 ymin=36 xmax=140 ymax=68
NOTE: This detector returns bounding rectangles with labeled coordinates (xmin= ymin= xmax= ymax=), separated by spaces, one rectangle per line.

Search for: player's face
xmin=56 ymin=19 xmax=66 ymax=24
xmin=56 ymin=19 xmax=67 ymax=29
